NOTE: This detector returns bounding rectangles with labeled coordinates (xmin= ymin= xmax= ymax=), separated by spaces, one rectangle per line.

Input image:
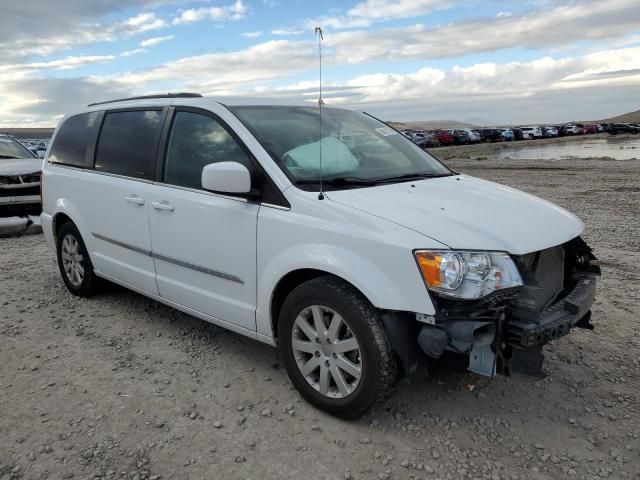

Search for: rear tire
xmin=56 ymin=222 xmax=100 ymax=297
xmin=279 ymin=276 xmax=396 ymax=419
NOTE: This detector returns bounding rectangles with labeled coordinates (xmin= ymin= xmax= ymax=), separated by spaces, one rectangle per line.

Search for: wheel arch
xmin=270 ymin=268 xmax=366 ymax=340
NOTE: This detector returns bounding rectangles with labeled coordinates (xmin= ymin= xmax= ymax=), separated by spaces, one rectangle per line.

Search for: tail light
xmin=39 ymin=171 xmax=43 ymax=206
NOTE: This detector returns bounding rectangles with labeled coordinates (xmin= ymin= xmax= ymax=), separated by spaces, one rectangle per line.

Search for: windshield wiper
xmin=0 ymin=155 xmax=20 ymax=159
xmin=296 ymin=176 xmax=378 ymax=187
xmin=374 ymin=172 xmax=453 ymax=183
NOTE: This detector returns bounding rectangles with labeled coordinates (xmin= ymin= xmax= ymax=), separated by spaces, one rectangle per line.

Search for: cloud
xmin=23 ymin=55 xmax=116 ymax=71
xmin=308 ymin=0 xmax=444 ymax=29
xmin=172 ymin=0 xmax=247 ymax=25
xmin=114 ymin=40 xmax=315 ymax=91
xmin=324 ymin=0 xmax=640 ymax=64
xmin=241 ymin=31 xmax=263 ymax=38
xmin=271 ymin=28 xmax=306 ymax=36
xmin=113 ymin=12 xmax=168 ymax=35
xmin=139 ymin=35 xmax=175 ymax=47
xmin=121 ymin=48 xmax=148 ymax=57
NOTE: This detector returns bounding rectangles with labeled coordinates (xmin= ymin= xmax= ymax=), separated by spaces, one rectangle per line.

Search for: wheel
xmin=56 ymin=222 xmax=100 ymax=296
xmin=279 ymin=276 xmax=397 ymax=419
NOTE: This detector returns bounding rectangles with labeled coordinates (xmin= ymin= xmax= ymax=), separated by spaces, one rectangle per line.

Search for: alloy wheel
xmin=291 ymin=305 xmax=362 ymax=398
xmin=61 ymin=234 xmax=85 ymax=287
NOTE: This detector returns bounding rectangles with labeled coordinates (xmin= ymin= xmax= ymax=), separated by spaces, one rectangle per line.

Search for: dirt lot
xmin=1 ymin=137 xmax=639 ymax=480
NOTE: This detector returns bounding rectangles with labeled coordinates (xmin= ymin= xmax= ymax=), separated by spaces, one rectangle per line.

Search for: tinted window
xmin=95 ymin=110 xmax=162 ymax=179
xmin=49 ymin=112 xmax=101 ymax=167
xmin=163 ymin=111 xmax=253 ymax=190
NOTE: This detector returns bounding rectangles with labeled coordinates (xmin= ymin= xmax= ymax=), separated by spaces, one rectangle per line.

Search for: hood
xmin=0 ymin=158 xmax=42 ymax=176
xmin=326 ymin=174 xmax=584 ymax=255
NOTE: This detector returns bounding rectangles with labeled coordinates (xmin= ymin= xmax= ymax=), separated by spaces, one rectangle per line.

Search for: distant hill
xmin=601 ymin=109 xmax=640 ymax=123
xmin=0 ymin=128 xmax=55 ymax=139
xmin=388 ymin=120 xmax=478 ymax=130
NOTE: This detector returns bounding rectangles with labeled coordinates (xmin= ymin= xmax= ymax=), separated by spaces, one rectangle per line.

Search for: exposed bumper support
xmin=506 ymin=272 xmax=598 ymax=349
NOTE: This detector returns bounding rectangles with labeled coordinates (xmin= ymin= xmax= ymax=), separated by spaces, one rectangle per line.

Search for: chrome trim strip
xmin=260 ymin=202 xmax=290 ymax=211
xmin=152 ymin=251 xmax=244 ymax=284
xmin=93 ymin=232 xmax=150 ymax=256
xmin=92 ymin=232 xmax=244 ymax=284
xmin=152 ymin=181 xmax=249 ymax=203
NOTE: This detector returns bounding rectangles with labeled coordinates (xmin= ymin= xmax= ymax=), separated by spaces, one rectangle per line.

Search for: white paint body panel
xmin=326 ymin=174 xmax=584 ymax=255
xmin=147 ymin=183 xmax=259 ymax=330
xmin=41 ymin=97 xmax=586 ymax=345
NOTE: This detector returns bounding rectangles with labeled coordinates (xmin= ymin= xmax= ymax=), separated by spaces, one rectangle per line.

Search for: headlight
xmin=414 ymin=250 xmax=523 ymax=299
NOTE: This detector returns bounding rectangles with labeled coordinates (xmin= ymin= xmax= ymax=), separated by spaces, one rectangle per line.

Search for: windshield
xmin=0 ymin=136 xmax=35 ymax=159
xmin=230 ymin=106 xmax=451 ymax=189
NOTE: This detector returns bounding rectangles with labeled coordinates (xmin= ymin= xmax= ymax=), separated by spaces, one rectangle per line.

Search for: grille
xmin=0 ymin=173 xmax=41 ymax=198
xmin=512 ymin=245 xmax=565 ymax=318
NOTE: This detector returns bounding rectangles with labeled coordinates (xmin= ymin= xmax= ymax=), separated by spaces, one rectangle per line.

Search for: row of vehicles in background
xmin=402 ymin=122 xmax=639 ymax=148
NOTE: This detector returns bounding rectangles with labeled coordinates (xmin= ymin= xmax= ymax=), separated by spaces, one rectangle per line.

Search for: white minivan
xmin=42 ymin=93 xmax=600 ymax=418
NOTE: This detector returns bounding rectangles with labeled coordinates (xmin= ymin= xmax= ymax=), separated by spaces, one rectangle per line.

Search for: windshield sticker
xmin=375 ymin=126 xmax=398 ymax=137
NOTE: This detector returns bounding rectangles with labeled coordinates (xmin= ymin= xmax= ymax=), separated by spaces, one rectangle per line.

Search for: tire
xmin=56 ymin=222 xmax=100 ymax=297
xmin=279 ymin=276 xmax=397 ymax=419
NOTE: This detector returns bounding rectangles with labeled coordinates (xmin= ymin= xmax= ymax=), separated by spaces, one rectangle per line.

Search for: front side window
xmin=230 ymin=106 xmax=451 ymax=190
xmin=95 ymin=110 xmax=162 ymax=179
xmin=163 ymin=111 xmax=253 ymax=190
xmin=49 ymin=112 xmax=101 ymax=167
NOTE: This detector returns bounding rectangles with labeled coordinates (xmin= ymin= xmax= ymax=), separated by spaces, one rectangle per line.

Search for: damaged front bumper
xmin=389 ymin=237 xmax=601 ymax=379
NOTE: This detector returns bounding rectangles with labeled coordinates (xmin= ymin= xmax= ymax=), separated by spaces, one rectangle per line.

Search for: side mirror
xmin=37 ymin=150 xmax=46 ymax=159
xmin=201 ymin=162 xmax=251 ymax=194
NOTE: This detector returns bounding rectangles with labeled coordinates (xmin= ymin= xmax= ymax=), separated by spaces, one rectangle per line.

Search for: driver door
xmin=147 ymin=107 xmax=259 ymax=331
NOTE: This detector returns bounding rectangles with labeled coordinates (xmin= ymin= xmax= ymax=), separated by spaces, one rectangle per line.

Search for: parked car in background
xmin=432 ymin=129 xmax=455 ymax=146
xmin=449 ymin=129 xmax=472 ymax=145
xmin=520 ymin=127 xmax=543 ymax=139
xmin=0 ymin=134 xmax=42 ymax=235
xmin=607 ymin=123 xmax=640 ymax=135
xmin=500 ymin=128 xmax=515 ymax=141
xmin=560 ymin=124 xmax=581 ymax=136
xmin=511 ymin=128 xmax=523 ymax=141
xmin=41 ymin=93 xmax=601 ymax=418
xmin=459 ymin=128 xmax=481 ymax=143
xmin=413 ymin=131 xmax=440 ymax=148
xmin=479 ymin=128 xmax=503 ymax=143
xmin=541 ymin=127 xmax=558 ymax=138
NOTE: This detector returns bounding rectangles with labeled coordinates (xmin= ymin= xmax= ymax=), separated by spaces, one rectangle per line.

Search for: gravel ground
xmin=1 ymin=137 xmax=639 ymax=480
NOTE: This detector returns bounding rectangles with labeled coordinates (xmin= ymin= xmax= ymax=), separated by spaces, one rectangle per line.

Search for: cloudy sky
xmin=1 ymin=0 xmax=639 ymax=127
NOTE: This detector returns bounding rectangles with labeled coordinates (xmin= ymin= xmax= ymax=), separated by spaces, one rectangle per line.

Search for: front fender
xmin=256 ymin=242 xmax=436 ymax=338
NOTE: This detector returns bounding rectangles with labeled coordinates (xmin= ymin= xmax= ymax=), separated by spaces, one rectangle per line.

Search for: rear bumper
xmin=506 ymin=273 xmax=598 ymax=348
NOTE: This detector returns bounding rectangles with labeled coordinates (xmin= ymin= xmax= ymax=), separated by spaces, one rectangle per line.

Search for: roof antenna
xmin=315 ymin=26 xmax=325 ymax=200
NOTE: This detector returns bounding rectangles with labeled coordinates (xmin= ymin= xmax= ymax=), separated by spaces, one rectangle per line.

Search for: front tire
xmin=279 ymin=276 xmax=396 ymax=419
xmin=56 ymin=222 xmax=100 ymax=297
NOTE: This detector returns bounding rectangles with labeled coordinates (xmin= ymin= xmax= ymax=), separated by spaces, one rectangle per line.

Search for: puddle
xmin=493 ymin=137 xmax=640 ymax=161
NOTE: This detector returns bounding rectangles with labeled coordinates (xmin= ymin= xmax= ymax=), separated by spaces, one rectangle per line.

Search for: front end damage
xmin=386 ymin=237 xmax=600 ymax=379
xmin=0 ymin=170 xmax=42 ymax=236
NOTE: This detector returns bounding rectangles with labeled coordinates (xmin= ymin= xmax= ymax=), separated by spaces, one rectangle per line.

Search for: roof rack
xmin=87 ymin=92 xmax=202 ymax=107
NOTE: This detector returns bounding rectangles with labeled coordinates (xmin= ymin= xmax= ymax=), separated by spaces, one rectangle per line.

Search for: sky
xmin=1 ymin=0 xmax=639 ymax=127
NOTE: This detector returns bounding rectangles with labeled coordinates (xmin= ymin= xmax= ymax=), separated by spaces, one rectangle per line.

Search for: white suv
xmin=42 ymin=93 xmax=600 ymax=418
xmin=520 ymin=126 xmax=543 ymax=139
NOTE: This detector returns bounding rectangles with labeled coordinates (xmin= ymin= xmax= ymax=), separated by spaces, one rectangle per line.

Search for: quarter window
xmin=95 ymin=110 xmax=162 ymax=179
xmin=163 ymin=111 xmax=253 ymax=190
xmin=49 ymin=112 xmax=101 ymax=168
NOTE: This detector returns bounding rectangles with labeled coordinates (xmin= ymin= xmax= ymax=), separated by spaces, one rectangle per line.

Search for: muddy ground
xmin=1 ymin=136 xmax=639 ymax=480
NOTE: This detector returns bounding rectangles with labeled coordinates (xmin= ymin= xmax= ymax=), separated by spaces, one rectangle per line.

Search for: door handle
xmin=125 ymin=195 xmax=145 ymax=205
xmin=151 ymin=201 xmax=175 ymax=212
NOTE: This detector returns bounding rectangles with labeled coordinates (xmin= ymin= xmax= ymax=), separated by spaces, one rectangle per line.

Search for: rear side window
xmin=95 ymin=110 xmax=162 ymax=179
xmin=49 ymin=112 xmax=101 ymax=168
xmin=163 ymin=111 xmax=253 ymax=190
